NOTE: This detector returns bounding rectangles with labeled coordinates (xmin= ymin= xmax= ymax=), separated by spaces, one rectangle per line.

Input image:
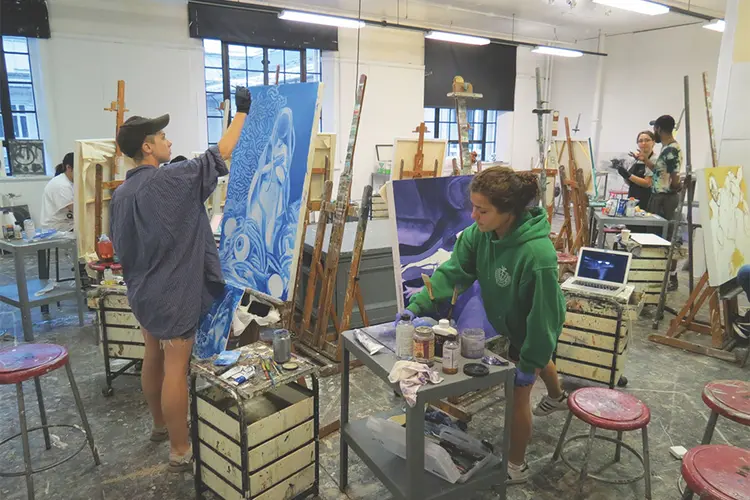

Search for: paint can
xmin=272 ymin=329 xmax=291 ymax=364
xmin=412 ymin=326 xmax=435 ymax=363
xmin=460 ymin=328 xmax=485 ymax=359
xmin=442 ymin=340 xmax=460 ymax=375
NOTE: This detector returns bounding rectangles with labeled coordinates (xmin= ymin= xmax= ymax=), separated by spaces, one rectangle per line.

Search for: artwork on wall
xmin=194 ymin=285 xmax=245 ymax=360
xmin=386 ymin=175 xmax=498 ymax=339
xmin=218 ymin=83 xmax=321 ymax=301
xmin=696 ymin=165 xmax=750 ymax=287
xmin=390 ymin=137 xmax=448 ymax=180
xmin=7 ymin=139 xmax=46 ymax=175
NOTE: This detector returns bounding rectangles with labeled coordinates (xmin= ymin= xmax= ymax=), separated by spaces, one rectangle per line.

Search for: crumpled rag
xmin=388 ymin=360 xmax=444 ymax=407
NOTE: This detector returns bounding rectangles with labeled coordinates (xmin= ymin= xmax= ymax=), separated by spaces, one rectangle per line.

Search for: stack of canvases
xmin=193 ymin=83 xmax=322 ymax=360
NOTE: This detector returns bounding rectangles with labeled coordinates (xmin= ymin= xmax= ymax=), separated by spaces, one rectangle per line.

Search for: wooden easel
xmin=648 ymin=73 xmax=738 ymax=363
xmin=398 ymin=122 xmax=439 ymax=179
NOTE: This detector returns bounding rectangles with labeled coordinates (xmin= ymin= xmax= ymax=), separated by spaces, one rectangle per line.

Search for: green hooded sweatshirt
xmin=407 ymin=207 xmax=565 ymax=373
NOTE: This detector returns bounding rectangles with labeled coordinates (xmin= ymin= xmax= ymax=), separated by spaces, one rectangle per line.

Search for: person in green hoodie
xmin=400 ymin=166 xmax=567 ymax=484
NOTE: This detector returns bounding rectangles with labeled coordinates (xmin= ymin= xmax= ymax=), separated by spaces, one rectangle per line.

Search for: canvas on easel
xmin=549 ymin=138 xmax=596 ymax=197
xmin=390 ymin=137 xmax=447 ymax=180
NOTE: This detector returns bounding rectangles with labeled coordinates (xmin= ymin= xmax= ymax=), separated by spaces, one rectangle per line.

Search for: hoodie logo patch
xmin=495 ymin=266 xmax=511 ymax=288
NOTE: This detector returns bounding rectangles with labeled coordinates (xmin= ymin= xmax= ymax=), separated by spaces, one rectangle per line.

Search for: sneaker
xmin=533 ymin=392 xmax=569 ymax=417
xmin=507 ymin=461 xmax=530 ymax=485
xmin=668 ymin=275 xmax=679 ymax=292
xmin=168 ymin=446 xmax=193 ymax=473
xmin=150 ymin=426 xmax=169 ymax=443
xmin=733 ymin=322 xmax=750 ymax=340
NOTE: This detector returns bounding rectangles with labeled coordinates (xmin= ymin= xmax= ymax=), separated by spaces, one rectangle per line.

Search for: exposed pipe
xmin=590 ymin=31 xmax=607 ymax=168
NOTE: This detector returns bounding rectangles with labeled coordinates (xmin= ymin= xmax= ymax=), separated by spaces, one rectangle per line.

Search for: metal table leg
xmin=596 ymin=220 xmax=606 ymax=248
xmin=405 ymin=397 xmax=426 ymax=499
xmin=339 ymin=346 xmax=350 ymax=491
xmin=37 ymin=249 xmax=49 ymax=315
xmin=15 ymin=251 xmax=34 ymax=341
xmin=71 ymin=243 xmax=85 ymax=326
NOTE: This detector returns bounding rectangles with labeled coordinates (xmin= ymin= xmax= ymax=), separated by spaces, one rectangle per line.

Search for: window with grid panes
xmin=423 ymin=107 xmax=499 ymax=164
xmin=1 ymin=36 xmax=40 ymax=175
xmin=203 ymin=39 xmax=322 ymax=145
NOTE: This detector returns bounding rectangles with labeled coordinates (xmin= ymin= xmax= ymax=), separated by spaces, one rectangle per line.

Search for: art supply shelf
xmin=190 ymin=343 xmax=320 ymax=500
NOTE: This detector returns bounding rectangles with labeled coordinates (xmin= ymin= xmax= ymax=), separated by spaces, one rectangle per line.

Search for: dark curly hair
xmin=470 ymin=166 xmax=539 ymax=215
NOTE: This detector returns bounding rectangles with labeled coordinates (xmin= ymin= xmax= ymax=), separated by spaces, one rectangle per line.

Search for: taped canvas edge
xmin=286 ymin=83 xmax=324 ymax=302
xmin=385 ymin=180 xmax=405 ymax=312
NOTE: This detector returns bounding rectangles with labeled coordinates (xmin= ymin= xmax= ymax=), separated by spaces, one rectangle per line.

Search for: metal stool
xmin=701 ymin=380 xmax=750 ymax=445
xmin=680 ymin=445 xmax=750 ymax=499
xmin=552 ymin=387 xmax=652 ymax=498
xmin=0 ymin=344 xmax=100 ymax=499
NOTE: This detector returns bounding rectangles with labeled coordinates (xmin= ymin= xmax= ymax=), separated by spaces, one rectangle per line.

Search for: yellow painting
xmin=697 ymin=166 xmax=750 ymax=286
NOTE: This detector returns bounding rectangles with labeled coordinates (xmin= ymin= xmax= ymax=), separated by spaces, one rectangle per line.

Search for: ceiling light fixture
xmin=278 ymin=10 xmax=365 ymax=29
xmin=532 ymin=45 xmax=584 ymax=58
xmin=593 ymin=0 xmax=670 ymax=16
xmin=702 ymin=19 xmax=725 ymax=32
xmin=425 ymin=31 xmax=491 ymax=46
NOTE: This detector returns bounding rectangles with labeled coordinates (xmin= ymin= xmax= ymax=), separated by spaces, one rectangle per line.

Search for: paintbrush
xmin=447 ymin=286 xmax=459 ymax=321
xmin=421 ymin=273 xmax=436 ymax=310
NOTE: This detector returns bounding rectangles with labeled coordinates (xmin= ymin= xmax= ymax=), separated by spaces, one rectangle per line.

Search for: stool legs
xmin=32 ymin=377 xmax=51 ymax=450
xmin=701 ymin=411 xmax=719 ymax=444
xmin=642 ymin=426 xmax=652 ymax=499
xmin=614 ymin=431 xmax=623 ymax=462
xmin=681 ymin=487 xmax=694 ymax=500
xmin=64 ymin=362 xmax=100 ymax=465
xmin=16 ymin=383 xmax=35 ymax=500
xmin=552 ymin=411 xmax=574 ymax=461
xmin=577 ymin=426 xmax=597 ymax=496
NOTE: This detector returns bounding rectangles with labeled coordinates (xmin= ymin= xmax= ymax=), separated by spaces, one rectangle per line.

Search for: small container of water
xmin=272 ymin=329 xmax=291 ymax=364
xmin=460 ymin=328 xmax=485 ymax=359
xmin=395 ymin=313 xmax=415 ymax=358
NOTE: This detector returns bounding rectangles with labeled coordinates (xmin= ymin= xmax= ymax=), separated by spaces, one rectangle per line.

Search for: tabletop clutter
xmin=353 ymin=316 xmax=510 ymax=484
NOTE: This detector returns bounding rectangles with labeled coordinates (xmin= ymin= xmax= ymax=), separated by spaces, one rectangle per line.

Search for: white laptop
xmin=562 ymin=247 xmax=633 ymax=299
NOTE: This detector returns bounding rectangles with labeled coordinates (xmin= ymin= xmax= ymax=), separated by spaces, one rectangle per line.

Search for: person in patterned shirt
xmin=633 ymin=115 xmax=683 ymax=290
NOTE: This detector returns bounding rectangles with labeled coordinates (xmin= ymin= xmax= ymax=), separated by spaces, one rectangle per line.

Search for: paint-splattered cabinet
xmin=554 ymin=291 xmax=644 ymax=388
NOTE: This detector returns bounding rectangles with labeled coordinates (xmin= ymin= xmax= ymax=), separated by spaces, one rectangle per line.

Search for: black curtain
xmin=188 ymin=1 xmax=338 ymax=50
xmin=1 ymin=0 xmax=51 ymax=38
xmin=424 ymin=39 xmax=516 ymax=111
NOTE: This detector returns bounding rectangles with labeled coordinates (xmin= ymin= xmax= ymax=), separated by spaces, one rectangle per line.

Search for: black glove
xmin=235 ymin=87 xmax=251 ymax=114
xmin=617 ymin=165 xmax=631 ymax=180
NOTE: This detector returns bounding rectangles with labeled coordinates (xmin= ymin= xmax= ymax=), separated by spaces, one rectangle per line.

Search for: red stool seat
xmin=557 ymin=252 xmax=578 ymax=265
xmin=602 ymin=227 xmax=623 ymax=233
xmin=88 ymin=261 xmax=122 ymax=272
xmin=682 ymin=445 xmax=750 ymax=500
xmin=0 ymin=344 xmax=68 ymax=384
xmin=702 ymin=380 xmax=750 ymax=426
xmin=569 ymin=387 xmax=651 ymax=431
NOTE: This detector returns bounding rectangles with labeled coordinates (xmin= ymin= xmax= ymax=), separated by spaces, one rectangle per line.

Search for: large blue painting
xmin=219 ymin=83 xmax=321 ymax=301
xmin=387 ymin=176 xmax=498 ymax=339
xmin=193 ymin=285 xmax=244 ymax=360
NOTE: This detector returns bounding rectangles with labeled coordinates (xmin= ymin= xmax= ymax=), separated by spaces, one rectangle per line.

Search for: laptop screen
xmin=578 ymin=249 xmax=630 ymax=284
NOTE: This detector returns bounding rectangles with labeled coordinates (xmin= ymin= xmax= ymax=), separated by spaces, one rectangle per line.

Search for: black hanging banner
xmin=188 ymin=1 xmax=338 ymax=51
xmin=1 ymin=0 xmax=51 ymax=38
xmin=424 ymin=39 xmax=516 ymax=111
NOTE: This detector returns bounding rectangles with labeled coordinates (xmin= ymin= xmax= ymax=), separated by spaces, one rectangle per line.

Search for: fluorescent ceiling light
xmin=425 ymin=31 xmax=491 ymax=46
xmin=703 ymin=19 xmax=725 ymax=32
xmin=278 ymin=10 xmax=365 ymax=29
xmin=532 ymin=46 xmax=584 ymax=58
xmin=593 ymin=0 xmax=670 ymax=16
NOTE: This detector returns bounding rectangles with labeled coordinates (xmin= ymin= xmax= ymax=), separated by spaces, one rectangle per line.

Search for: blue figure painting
xmin=219 ymin=83 xmax=320 ymax=301
xmin=388 ymin=176 xmax=498 ymax=339
xmin=193 ymin=285 xmax=244 ymax=359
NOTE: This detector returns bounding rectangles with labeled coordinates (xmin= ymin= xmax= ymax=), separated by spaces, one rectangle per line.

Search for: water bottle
xmin=395 ymin=313 xmax=415 ymax=359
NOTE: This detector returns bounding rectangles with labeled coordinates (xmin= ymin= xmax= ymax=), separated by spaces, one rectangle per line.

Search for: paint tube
xmin=354 ymin=328 xmax=383 ymax=355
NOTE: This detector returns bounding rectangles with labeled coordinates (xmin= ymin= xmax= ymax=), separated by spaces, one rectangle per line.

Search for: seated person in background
xmin=617 ymin=130 xmax=656 ymax=210
xmin=41 ymin=152 xmax=75 ymax=232
xmin=734 ymin=266 xmax=750 ymax=339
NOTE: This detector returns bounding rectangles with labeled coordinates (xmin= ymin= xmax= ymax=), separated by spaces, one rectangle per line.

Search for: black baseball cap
xmin=116 ymin=114 xmax=170 ymax=157
xmin=649 ymin=115 xmax=676 ymax=132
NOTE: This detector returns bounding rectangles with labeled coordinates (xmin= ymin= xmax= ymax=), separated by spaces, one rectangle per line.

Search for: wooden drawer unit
xmin=621 ymin=241 xmax=671 ymax=309
xmin=555 ymin=293 xmax=633 ymax=388
xmin=193 ymin=382 xmax=318 ymax=500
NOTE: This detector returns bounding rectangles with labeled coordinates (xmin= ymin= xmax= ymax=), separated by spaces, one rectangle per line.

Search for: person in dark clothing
xmin=617 ymin=130 xmax=656 ymax=210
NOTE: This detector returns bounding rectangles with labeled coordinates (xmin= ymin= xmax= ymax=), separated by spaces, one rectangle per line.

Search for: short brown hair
xmin=636 ymin=130 xmax=656 ymax=143
xmin=470 ymin=166 xmax=539 ymax=215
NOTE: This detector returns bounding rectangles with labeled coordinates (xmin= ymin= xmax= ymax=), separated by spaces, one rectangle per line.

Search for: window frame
xmin=203 ymin=40 xmax=322 ymax=146
xmin=424 ymin=106 xmax=498 ymax=163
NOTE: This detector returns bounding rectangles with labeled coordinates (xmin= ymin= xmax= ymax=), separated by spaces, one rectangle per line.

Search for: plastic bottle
xmin=432 ymin=319 xmax=458 ymax=357
xmin=395 ymin=313 xmax=415 ymax=359
xmin=2 ymin=211 xmax=14 ymax=239
xmin=442 ymin=340 xmax=460 ymax=374
xmin=97 ymin=234 xmax=114 ymax=261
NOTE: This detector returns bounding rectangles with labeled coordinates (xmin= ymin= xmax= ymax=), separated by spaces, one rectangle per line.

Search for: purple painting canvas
xmin=387 ymin=176 xmax=498 ymax=338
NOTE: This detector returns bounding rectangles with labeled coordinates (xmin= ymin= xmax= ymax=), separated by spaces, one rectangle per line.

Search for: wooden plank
xmin=197 ymin=397 xmax=241 ymax=442
xmin=103 ymin=311 xmax=139 ymax=327
xmin=198 ymin=420 xmax=242 ymax=465
xmin=556 ymin=350 xmax=626 ymax=384
xmin=199 ymin=442 xmax=243 ymax=489
xmin=249 ymin=421 xmax=314 ymax=471
xmin=254 ymin=464 xmax=315 ymax=500
xmin=629 ymin=270 xmax=666 ymax=282
xmin=564 ymin=311 xmax=619 ymax=334
xmin=560 ymin=327 xmax=627 ymax=352
xmin=648 ymin=334 xmax=736 ymax=362
xmin=246 ymin=394 xmax=313 ymax=448
xmin=630 ymin=259 xmax=668 ymax=271
xmin=557 ymin=340 xmax=627 ymax=366
xmin=249 ymin=443 xmax=314 ymax=496
xmin=638 ymin=247 xmax=670 ymax=259
xmin=201 ymin=465 xmax=243 ymax=500
xmin=103 ymin=294 xmax=130 ymax=309
xmin=106 ymin=343 xmax=144 ymax=359
xmin=104 ymin=326 xmax=143 ymax=344
xmin=565 ymin=296 xmax=619 ymax=318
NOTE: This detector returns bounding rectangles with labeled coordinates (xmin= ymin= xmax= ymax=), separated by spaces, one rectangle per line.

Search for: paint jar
xmin=23 ymin=219 xmax=35 ymax=239
xmin=442 ymin=340 xmax=460 ymax=375
xmin=432 ymin=319 xmax=458 ymax=357
xmin=460 ymin=328 xmax=485 ymax=359
xmin=272 ymin=329 xmax=291 ymax=364
xmin=395 ymin=313 xmax=415 ymax=358
xmin=412 ymin=326 xmax=435 ymax=363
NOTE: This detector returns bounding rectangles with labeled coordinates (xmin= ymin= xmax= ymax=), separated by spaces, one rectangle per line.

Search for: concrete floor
xmin=0 ymin=250 xmax=748 ymax=500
